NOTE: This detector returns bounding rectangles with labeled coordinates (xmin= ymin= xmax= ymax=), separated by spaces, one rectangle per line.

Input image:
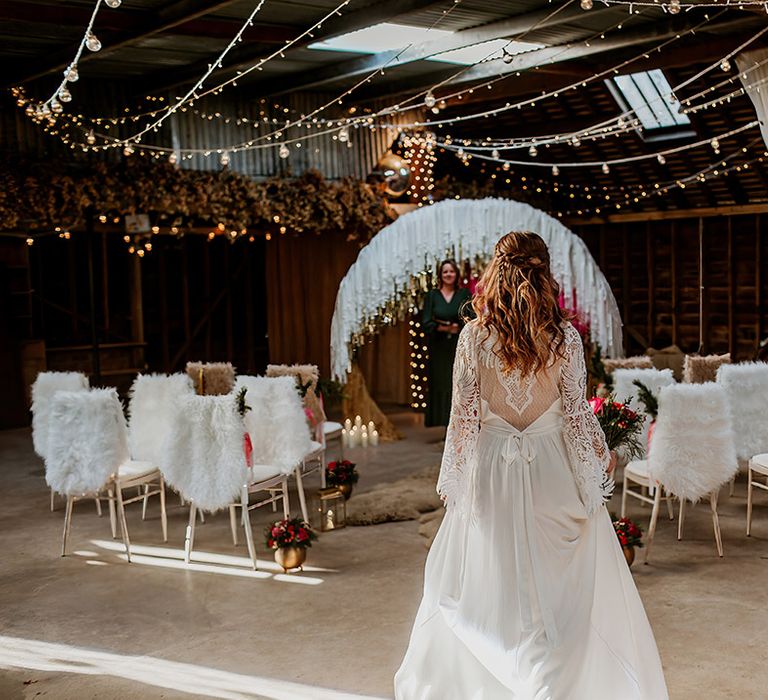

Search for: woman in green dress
xmin=421 ymin=259 xmax=473 ymax=427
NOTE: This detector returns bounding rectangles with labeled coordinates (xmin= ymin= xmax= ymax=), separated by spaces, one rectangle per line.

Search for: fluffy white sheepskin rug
xmin=128 ymin=373 xmax=194 ymax=464
xmin=648 ymin=383 xmax=737 ymax=502
xmin=716 ymin=362 xmax=768 ymax=460
xmin=235 ymin=375 xmax=312 ymax=474
xmin=45 ymin=388 xmax=129 ymax=495
xmin=161 ymin=393 xmax=247 ymax=512
xmin=31 ymin=371 xmax=89 ymax=460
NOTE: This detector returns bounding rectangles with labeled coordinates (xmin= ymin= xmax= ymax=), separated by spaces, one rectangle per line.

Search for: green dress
xmin=421 ymin=287 xmax=473 ymax=427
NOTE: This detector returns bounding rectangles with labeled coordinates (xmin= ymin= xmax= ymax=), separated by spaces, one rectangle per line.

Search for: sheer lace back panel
xmin=474 ymin=325 xmax=563 ymax=431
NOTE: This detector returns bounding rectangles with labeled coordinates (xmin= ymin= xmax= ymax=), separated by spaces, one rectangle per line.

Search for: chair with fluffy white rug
xmin=236 ymin=375 xmax=315 ymax=524
xmin=46 ymin=388 xmax=168 ymax=559
xmin=716 ymin=362 xmax=768 ymax=534
xmin=31 ymin=371 xmax=92 ymax=512
xmin=127 ymin=373 xmax=194 ymax=526
xmin=644 ymin=383 xmax=738 ymax=560
xmin=161 ymin=392 xmax=290 ymax=569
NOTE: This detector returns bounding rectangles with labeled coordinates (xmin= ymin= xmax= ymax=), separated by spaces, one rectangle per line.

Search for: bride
xmin=394 ymin=232 xmax=668 ymax=699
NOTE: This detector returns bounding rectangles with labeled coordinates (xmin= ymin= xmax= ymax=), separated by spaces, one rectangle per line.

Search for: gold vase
xmin=623 ymin=546 xmax=635 ymax=567
xmin=336 ymin=483 xmax=353 ymax=500
xmin=274 ymin=546 xmax=306 ymax=573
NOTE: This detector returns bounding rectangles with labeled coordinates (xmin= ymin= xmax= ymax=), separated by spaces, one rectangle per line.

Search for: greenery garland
xmin=0 ymin=159 xmax=396 ymax=242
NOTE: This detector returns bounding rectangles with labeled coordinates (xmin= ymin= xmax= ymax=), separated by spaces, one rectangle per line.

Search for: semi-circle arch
xmin=330 ymin=197 xmax=623 ymax=380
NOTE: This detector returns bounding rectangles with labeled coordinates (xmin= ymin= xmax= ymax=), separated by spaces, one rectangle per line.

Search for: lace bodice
xmin=437 ymin=321 xmax=613 ymax=516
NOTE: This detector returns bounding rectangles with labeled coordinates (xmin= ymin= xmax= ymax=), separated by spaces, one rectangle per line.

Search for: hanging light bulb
xmin=502 ymin=49 xmax=514 ymax=65
xmin=457 ymin=148 xmax=465 ymax=158
xmin=64 ymin=65 xmax=79 ymax=82
xmin=552 ymin=165 xmax=560 ymax=176
xmin=657 ymin=153 xmax=666 ymax=164
xmin=491 ymin=148 xmax=500 ymax=159
xmin=85 ymin=32 xmax=102 ymax=52
xmin=279 ymin=143 xmax=290 ymax=159
xmin=528 ymin=144 xmax=538 ymax=157
xmin=424 ymin=92 xmax=436 ymax=109
xmin=720 ymin=58 xmax=731 ymax=72
xmin=25 ymin=104 xmax=34 ymax=117
xmin=431 ymin=106 xmax=440 ymax=114
xmin=580 ymin=0 xmax=593 ymax=9
xmin=58 ymin=86 xmax=72 ymax=103
xmin=571 ymin=136 xmax=581 ymax=147
xmin=86 ymin=130 xmax=96 ymax=145
xmin=123 ymin=143 xmax=134 ymax=156
xmin=41 ymin=104 xmax=51 ymax=117
xmin=168 ymin=151 xmax=178 ymax=164
xmin=105 ymin=0 xmax=121 ymax=7
xmin=51 ymin=99 xmax=63 ymax=114
xmin=617 ymin=117 xmax=626 ymax=129
xmin=338 ymin=126 xmax=349 ymax=143
xmin=502 ymin=161 xmax=511 ymax=171
xmin=667 ymin=0 xmax=681 ymax=14
xmin=220 ymin=151 xmax=230 ymax=167
xmin=711 ymin=138 xmax=720 ymax=152
xmin=602 ymin=163 xmax=610 ymax=174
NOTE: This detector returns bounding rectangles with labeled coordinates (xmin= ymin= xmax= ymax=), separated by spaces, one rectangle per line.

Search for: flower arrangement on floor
xmin=265 ymin=517 xmax=318 ymax=572
xmin=589 ymin=396 xmax=644 ymax=460
xmin=612 ymin=517 xmax=644 ymax=566
xmin=326 ymin=460 xmax=359 ymax=499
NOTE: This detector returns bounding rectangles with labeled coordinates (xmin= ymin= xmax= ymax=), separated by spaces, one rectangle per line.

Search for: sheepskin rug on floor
xmin=346 ymin=465 xmax=442 ymax=526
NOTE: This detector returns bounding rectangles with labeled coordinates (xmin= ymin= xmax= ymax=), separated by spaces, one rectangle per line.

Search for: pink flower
xmin=589 ymin=397 xmax=605 ymax=414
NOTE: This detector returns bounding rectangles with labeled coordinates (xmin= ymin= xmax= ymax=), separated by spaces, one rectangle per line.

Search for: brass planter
xmin=623 ymin=546 xmax=635 ymax=567
xmin=336 ymin=483 xmax=353 ymax=500
xmin=274 ymin=546 xmax=307 ymax=573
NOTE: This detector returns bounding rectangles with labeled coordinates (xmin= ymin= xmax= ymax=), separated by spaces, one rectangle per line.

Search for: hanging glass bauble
xmin=424 ymin=92 xmax=436 ymax=109
xmin=668 ymin=0 xmax=681 ymax=14
xmin=105 ymin=0 xmax=121 ymax=7
xmin=65 ymin=65 xmax=79 ymax=82
xmin=279 ymin=143 xmax=290 ymax=159
xmin=580 ymin=0 xmax=593 ymax=9
xmin=59 ymin=86 xmax=72 ymax=103
xmin=86 ymin=32 xmax=102 ymax=52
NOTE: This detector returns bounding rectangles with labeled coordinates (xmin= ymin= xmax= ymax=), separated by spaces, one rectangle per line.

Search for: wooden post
xmin=130 ymin=252 xmax=145 ymax=346
xmin=245 ymin=244 xmax=255 ymax=372
xmin=671 ymin=222 xmax=678 ymax=347
xmin=727 ymin=216 xmax=735 ymax=357
xmin=204 ymin=240 xmax=212 ymax=359
xmin=86 ymin=209 xmax=101 ymax=384
xmin=159 ymin=242 xmax=170 ymax=372
xmin=101 ymin=230 xmax=110 ymax=334
xmin=646 ymin=221 xmax=655 ymax=347
xmin=757 ymin=214 xmax=764 ymax=352
xmin=224 ymin=242 xmax=233 ymax=361
xmin=698 ymin=217 xmax=707 ymax=355
xmin=182 ymin=237 xmax=191 ymax=347
xmin=622 ymin=223 xmax=631 ymax=352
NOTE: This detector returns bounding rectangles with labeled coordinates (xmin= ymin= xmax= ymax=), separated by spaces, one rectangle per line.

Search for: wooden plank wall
xmin=573 ymin=214 xmax=768 ymax=359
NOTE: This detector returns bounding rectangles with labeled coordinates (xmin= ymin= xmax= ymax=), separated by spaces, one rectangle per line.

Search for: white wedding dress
xmin=395 ymin=322 xmax=668 ymax=700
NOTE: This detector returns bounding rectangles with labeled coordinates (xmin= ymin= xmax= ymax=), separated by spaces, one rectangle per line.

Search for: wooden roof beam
xmin=10 ymin=0 xmax=246 ymax=85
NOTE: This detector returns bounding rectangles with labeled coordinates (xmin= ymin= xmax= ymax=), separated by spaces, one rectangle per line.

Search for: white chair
xmin=46 ymin=389 xmax=167 ymax=560
xmin=717 ymin=362 xmax=768 ymax=531
xmin=161 ymin=392 xmax=290 ymax=569
xmin=645 ymin=383 xmax=737 ymax=559
xmin=127 ymin=373 xmax=195 ymax=518
xmin=31 ymin=371 xmax=91 ymax=512
xmin=236 ymin=375 xmax=316 ymax=523
xmin=613 ymin=367 xmax=675 ymax=459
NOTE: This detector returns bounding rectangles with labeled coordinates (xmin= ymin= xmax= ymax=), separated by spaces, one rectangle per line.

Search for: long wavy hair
xmin=471 ymin=231 xmax=568 ymax=374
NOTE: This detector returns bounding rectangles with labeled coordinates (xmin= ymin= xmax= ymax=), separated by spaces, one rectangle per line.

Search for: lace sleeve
xmin=560 ymin=323 xmax=614 ymax=514
xmin=436 ymin=324 xmax=480 ymax=512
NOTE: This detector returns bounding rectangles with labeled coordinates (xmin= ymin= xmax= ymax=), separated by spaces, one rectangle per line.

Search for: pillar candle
xmin=344 ymin=418 xmax=352 ymax=432
xmin=361 ymin=430 xmax=369 ymax=448
xmin=355 ymin=414 xmax=363 ymax=429
xmin=371 ymin=429 xmax=379 ymax=447
xmin=367 ymin=420 xmax=375 ymax=434
xmin=341 ymin=428 xmax=348 ymax=448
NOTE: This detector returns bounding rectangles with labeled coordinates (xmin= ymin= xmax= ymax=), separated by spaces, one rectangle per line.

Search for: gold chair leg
xmin=61 ymin=496 xmax=75 ymax=556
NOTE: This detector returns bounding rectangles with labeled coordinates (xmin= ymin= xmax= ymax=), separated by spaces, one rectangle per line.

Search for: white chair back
xmin=161 ymin=393 xmax=246 ymax=512
xmin=235 ymin=375 xmax=313 ymax=474
xmin=716 ymin=362 xmax=768 ymax=460
xmin=31 ymin=371 xmax=89 ymax=460
xmin=128 ymin=373 xmax=194 ymax=464
xmin=45 ymin=388 xmax=129 ymax=495
xmin=648 ymin=383 xmax=737 ymax=502
xmin=613 ymin=368 xmax=676 ymax=457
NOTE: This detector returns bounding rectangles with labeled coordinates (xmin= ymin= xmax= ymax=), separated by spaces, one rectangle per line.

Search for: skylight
xmin=309 ymin=23 xmax=542 ymax=66
xmin=612 ymin=69 xmax=691 ymax=131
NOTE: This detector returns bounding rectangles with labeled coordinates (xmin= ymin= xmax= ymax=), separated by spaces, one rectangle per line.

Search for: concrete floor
xmin=1 ymin=413 xmax=767 ymax=700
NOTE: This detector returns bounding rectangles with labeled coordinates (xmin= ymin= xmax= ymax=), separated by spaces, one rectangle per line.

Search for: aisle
xmin=0 ymin=413 xmax=766 ymax=699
